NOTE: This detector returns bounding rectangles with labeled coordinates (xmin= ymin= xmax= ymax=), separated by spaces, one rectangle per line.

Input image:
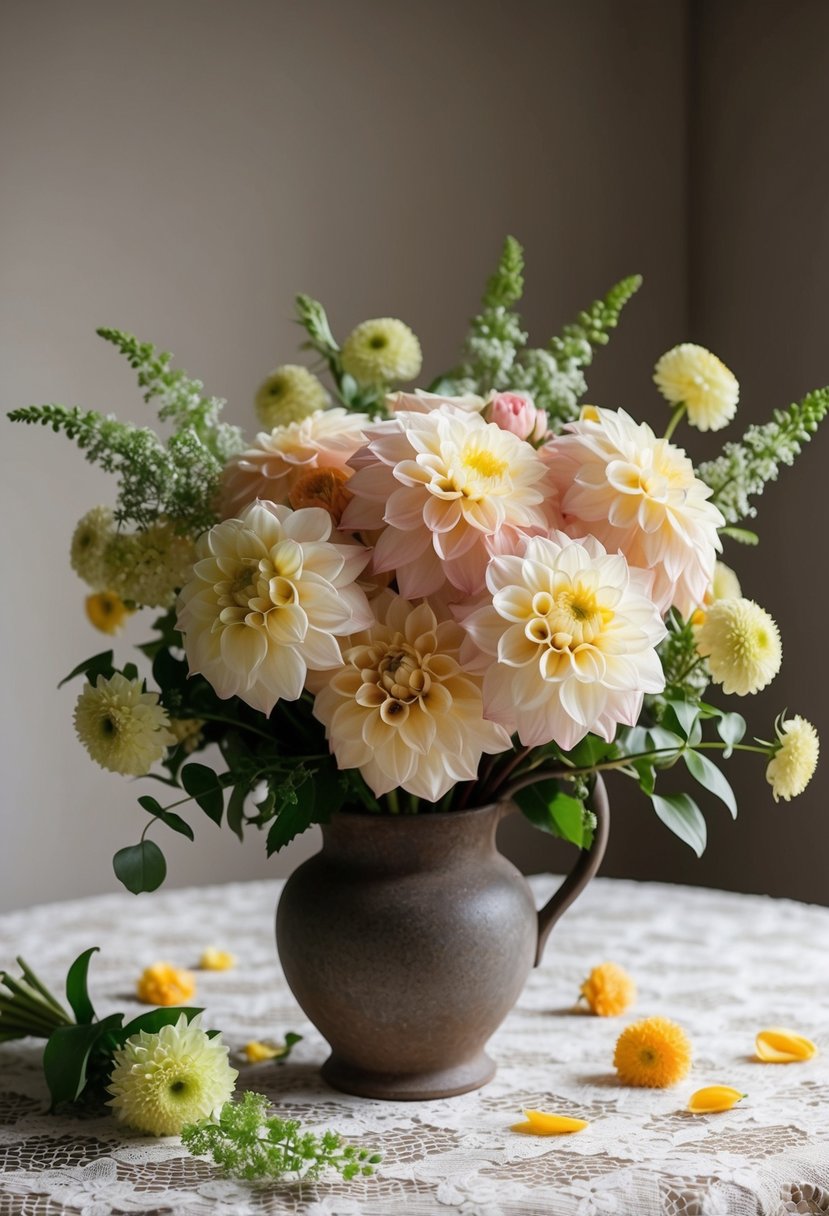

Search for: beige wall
xmin=1 ymin=0 xmax=824 ymax=912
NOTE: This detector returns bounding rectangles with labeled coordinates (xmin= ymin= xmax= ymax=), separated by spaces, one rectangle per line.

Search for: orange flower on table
xmin=580 ymin=962 xmax=636 ymax=1016
xmin=136 ymin=962 xmax=196 ymax=1006
xmin=613 ymin=1016 xmax=692 ymax=1087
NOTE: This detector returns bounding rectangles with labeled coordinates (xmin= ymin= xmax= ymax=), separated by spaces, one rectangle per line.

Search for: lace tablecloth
xmin=1 ymin=876 xmax=828 ymax=1216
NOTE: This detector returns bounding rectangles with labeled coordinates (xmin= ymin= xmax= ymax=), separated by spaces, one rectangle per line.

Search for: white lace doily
xmin=1 ymin=875 xmax=828 ymax=1216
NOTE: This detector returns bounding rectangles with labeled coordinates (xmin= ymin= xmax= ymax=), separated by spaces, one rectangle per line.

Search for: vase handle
xmin=499 ymin=773 xmax=610 ymax=967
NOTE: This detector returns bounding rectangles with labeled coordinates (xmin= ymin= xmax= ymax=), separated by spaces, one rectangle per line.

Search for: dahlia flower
xmin=766 ymin=714 xmax=819 ymax=802
xmin=312 ymin=593 xmax=510 ymax=801
xmin=254 ymin=364 xmax=330 ymax=429
xmin=177 ymin=501 xmax=372 ymax=715
xmin=544 ymin=406 xmax=724 ymax=616
xmin=459 ymin=533 xmax=666 ymax=750
xmin=654 ymin=343 xmax=739 ymax=432
xmin=340 ymin=318 xmax=422 ymax=387
xmin=695 ymin=597 xmax=781 ymax=694
xmin=341 ymin=407 xmax=556 ymax=597
xmin=108 ymin=1014 xmax=237 ymax=1136
xmin=220 ymin=408 xmax=369 ymax=518
xmin=74 ymin=673 xmax=175 ymax=776
xmin=387 ymin=389 xmax=485 ymax=415
xmin=70 ymin=505 xmax=114 ymax=589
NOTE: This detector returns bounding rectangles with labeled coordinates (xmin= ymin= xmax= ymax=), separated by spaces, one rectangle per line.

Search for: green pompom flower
xmin=340 ymin=318 xmax=422 ymax=388
xmin=255 ymin=365 xmax=329 ymax=429
xmin=108 ymin=1013 xmax=238 ymax=1136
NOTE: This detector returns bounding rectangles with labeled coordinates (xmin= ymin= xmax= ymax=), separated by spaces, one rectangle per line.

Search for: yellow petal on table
xmin=243 ymin=1040 xmax=283 ymax=1063
xmin=755 ymin=1027 xmax=818 ymax=1063
xmin=688 ymin=1086 xmax=746 ymax=1113
xmin=199 ymin=947 xmax=236 ymax=971
xmin=510 ymin=1109 xmax=589 ymax=1135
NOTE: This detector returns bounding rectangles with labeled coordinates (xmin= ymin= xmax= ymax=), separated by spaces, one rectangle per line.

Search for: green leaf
xmin=113 ymin=840 xmax=167 ymax=894
xmin=516 ymin=780 xmax=593 ymax=849
xmin=632 ymin=758 xmax=656 ymax=796
xmin=684 ymin=750 xmax=738 ymax=818
xmin=664 ymin=699 xmax=700 ymax=741
xmin=226 ymin=783 xmax=248 ymax=842
xmin=65 ymin=947 xmax=99 ymax=1025
xmin=266 ymin=778 xmax=318 ymax=855
xmin=137 ymin=795 xmax=195 ymax=841
xmin=651 ymin=792 xmax=707 ymax=856
xmin=720 ymin=526 xmax=759 ymax=546
xmin=57 ymin=651 xmax=114 ymax=690
xmin=645 ymin=725 xmax=685 ymax=754
xmin=117 ymin=1006 xmax=204 ymax=1044
xmin=43 ymin=1014 xmax=123 ymax=1107
xmin=565 ymin=735 xmax=619 ymax=769
xmin=181 ymin=763 xmax=225 ymax=825
xmin=716 ymin=711 xmax=747 ymax=758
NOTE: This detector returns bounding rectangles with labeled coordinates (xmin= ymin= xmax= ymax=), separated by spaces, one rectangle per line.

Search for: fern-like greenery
xmin=435 ymin=237 xmax=641 ymax=428
xmin=8 ymin=331 xmax=243 ymax=534
xmin=698 ymin=387 xmax=829 ymax=525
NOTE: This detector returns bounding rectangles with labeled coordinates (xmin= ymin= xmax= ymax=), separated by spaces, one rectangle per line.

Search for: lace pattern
xmin=1 ymin=876 xmax=828 ymax=1215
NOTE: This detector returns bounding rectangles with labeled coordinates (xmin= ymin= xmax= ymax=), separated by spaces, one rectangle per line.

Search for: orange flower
xmin=288 ymin=466 xmax=353 ymax=525
xmin=85 ymin=592 xmax=133 ymax=635
xmin=580 ymin=962 xmax=636 ymax=1017
xmin=755 ymin=1028 xmax=818 ymax=1063
xmin=614 ymin=1016 xmax=692 ymax=1087
xmin=136 ymin=962 xmax=196 ymax=1006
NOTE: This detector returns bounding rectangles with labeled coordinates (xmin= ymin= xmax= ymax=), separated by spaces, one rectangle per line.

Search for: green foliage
xmin=698 ymin=387 xmax=829 ymax=525
xmin=515 ymin=779 xmax=595 ymax=849
xmin=181 ymin=1091 xmax=382 ymax=1182
xmin=657 ymin=613 xmax=710 ymax=700
xmin=8 ymin=330 xmax=243 ymax=533
xmin=294 ymin=294 xmax=390 ymax=417
xmin=112 ymin=840 xmax=167 ymax=894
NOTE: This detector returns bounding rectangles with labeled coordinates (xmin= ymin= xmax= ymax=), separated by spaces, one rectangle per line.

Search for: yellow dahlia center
xmin=525 ymin=584 xmax=613 ymax=650
xmin=462 ymin=446 xmax=508 ymax=481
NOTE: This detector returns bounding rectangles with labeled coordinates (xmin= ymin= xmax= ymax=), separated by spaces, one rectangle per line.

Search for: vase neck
xmin=319 ymin=803 xmax=507 ymax=873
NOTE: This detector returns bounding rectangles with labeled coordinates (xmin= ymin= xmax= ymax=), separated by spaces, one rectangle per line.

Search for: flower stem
xmin=664 ymin=403 xmax=686 ymax=442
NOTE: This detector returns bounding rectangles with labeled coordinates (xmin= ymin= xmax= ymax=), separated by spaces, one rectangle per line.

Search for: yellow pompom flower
xmin=103 ymin=520 xmax=196 ymax=610
xmin=255 ymin=364 xmax=330 ymax=429
xmin=766 ymin=715 xmax=819 ymax=803
xmin=136 ymin=962 xmax=197 ymax=1007
xmin=340 ymin=318 xmax=422 ymax=387
xmin=614 ymin=1016 xmax=692 ymax=1087
xmin=70 ymin=505 xmax=114 ymax=589
xmin=74 ymin=673 xmax=175 ymax=776
xmin=688 ymin=1086 xmax=746 ymax=1113
xmin=580 ymin=962 xmax=636 ymax=1017
xmin=85 ymin=591 xmax=133 ymax=635
xmin=199 ymin=948 xmax=235 ymax=971
xmin=695 ymin=598 xmax=781 ymax=695
xmin=654 ymin=343 xmax=739 ymax=432
xmin=511 ymin=1109 xmax=589 ymax=1135
xmin=108 ymin=1013 xmax=237 ymax=1136
xmin=710 ymin=561 xmax=742 ymax=603
xmin=755 ymin=1027 xmax=818 ymax=1062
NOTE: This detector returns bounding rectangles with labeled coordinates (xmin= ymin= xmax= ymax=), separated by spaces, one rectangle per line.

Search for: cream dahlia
xmin=74 ymin=673 xmax=175 ymax=775
xmin=386 ymin=389 xmax=485 ymax=415
xmin=254 ymin=364 xmax=330 ymax=429
xmin=695 ymin=597 xmax=781 ymax=695
xmin=176 ymin=501 xmax=372 ymax=715
xmin=654 ymin=343 xmax=739 ymax=432
xmin=340 ymin=318 xmax=422 ymax=387
xmin=220 ymin=408 xmax=369 ymax=518
xmin=108 ymin=1014 xmax=237 ymax=1136
xmin=766 ymin=714 xmax=819 ymax=802
xmin=544 ymin=406 xmax=724 ymax=616
xmin=312 ymin=593 xmax=510 ymax=801
xmin=459 ymin=533 xmax=666 ymax=750
xmin=341 ymin=407 xmax=557 ymax=597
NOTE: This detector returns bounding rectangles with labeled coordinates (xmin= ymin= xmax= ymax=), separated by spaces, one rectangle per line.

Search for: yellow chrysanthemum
xmin=74 ymin=673 xmax=175 ymax=776
xmin=103 ymin=520 xmax=196 ymax=609
xmin=199 ymin=948 xmax=235 ymax=971
xmin=580 ymin=962 xmax=636 ymax=1017
xmin=766 ymin=715 xmax=819 ymax=803
xmin=614 ymin=1016 xmax=692 ymax=1087
xmin=654 ymin=343 xmax=739 ymax=432
xmin=340 ymin=318 xmax=422 ymax=387
xmin=136 ymin=962 xmax=197 ymax=1006
xmin=695 ymin=598 xmax=781 ymax=695
xmin=108 ymin=1014 xmax=237 ymax=1136
xmin=254 ymin=364 xmax=330 ymax=429
xmin=85 ymin=591 xmax=133 ymax=635
xmin=70 ymin=505 xmax=114 ymax=589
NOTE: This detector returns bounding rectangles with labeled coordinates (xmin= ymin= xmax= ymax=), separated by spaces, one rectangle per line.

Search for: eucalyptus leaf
xmin=226 ymin=783 xmax=248 ymax=842
xmin=113 ymin=840 xmax=167 ymax=894
xmin=651 ymin=792 xmax=707 ymax=857
xmin=137 ymin=796 xmax=195 ymax=841
xmin=684 ymin=750 xmax=738 ymax=818
xmin=181 ymin=763 xmax=224 ymax=825
xmin=716 ymin=711 xmax=747 ymax=758
xmin=65 ymin=947 xmax=99 ymax=1025
xmin=664 ymin=699 xmax=700 ymax=741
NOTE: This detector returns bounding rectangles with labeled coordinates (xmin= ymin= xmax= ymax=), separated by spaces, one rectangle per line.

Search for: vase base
xmin=320 ymin=1051 xmax=496 ymax=1100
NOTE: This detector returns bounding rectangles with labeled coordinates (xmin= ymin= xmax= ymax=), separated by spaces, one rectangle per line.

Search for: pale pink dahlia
xmin=341 ymin=407 xmax=557 ymax=598
xmin=176 ymin=501 xmax=372 ymax=715
xmin=543 ymin=407 xmax=724 ymax=617
xmin=459 ymin=533 xmax=666 ymax=751
xmin=312 ymin=593 xmax=510 ymax=801
xmin=219 ymin=408 xmax=369 ymax=518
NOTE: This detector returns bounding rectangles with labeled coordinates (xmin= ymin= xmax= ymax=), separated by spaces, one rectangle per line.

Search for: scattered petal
xmin=755 ymin=1028 xmax=818 ymax=1063
xmin=511 ymin=1109 xmax=589 ymax=1135
xmin=199 ymin=948 xmax=236 ymax=972
xmin=688 ymin=1086 xmax=746 ymax=1113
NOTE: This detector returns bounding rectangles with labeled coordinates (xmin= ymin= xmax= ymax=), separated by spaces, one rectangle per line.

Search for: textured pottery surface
xmin=276 ymin=782 xmax=608 ymax=1101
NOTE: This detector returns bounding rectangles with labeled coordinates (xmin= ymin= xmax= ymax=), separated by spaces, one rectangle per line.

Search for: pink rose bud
xmin=487 ymin=392 xmax=548 ymax=442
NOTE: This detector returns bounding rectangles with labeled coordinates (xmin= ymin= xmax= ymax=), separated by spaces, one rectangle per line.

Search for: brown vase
xmin=275 ymin=774 xmax=609 ymax=1100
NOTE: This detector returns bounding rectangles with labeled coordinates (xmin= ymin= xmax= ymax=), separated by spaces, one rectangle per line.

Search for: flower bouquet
xmin=10 ymin=236 xmax=824 ymax=1096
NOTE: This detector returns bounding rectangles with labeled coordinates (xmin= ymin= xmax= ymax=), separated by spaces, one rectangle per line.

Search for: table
xmin=0 ymin=876 xmax=827 ymax=1216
